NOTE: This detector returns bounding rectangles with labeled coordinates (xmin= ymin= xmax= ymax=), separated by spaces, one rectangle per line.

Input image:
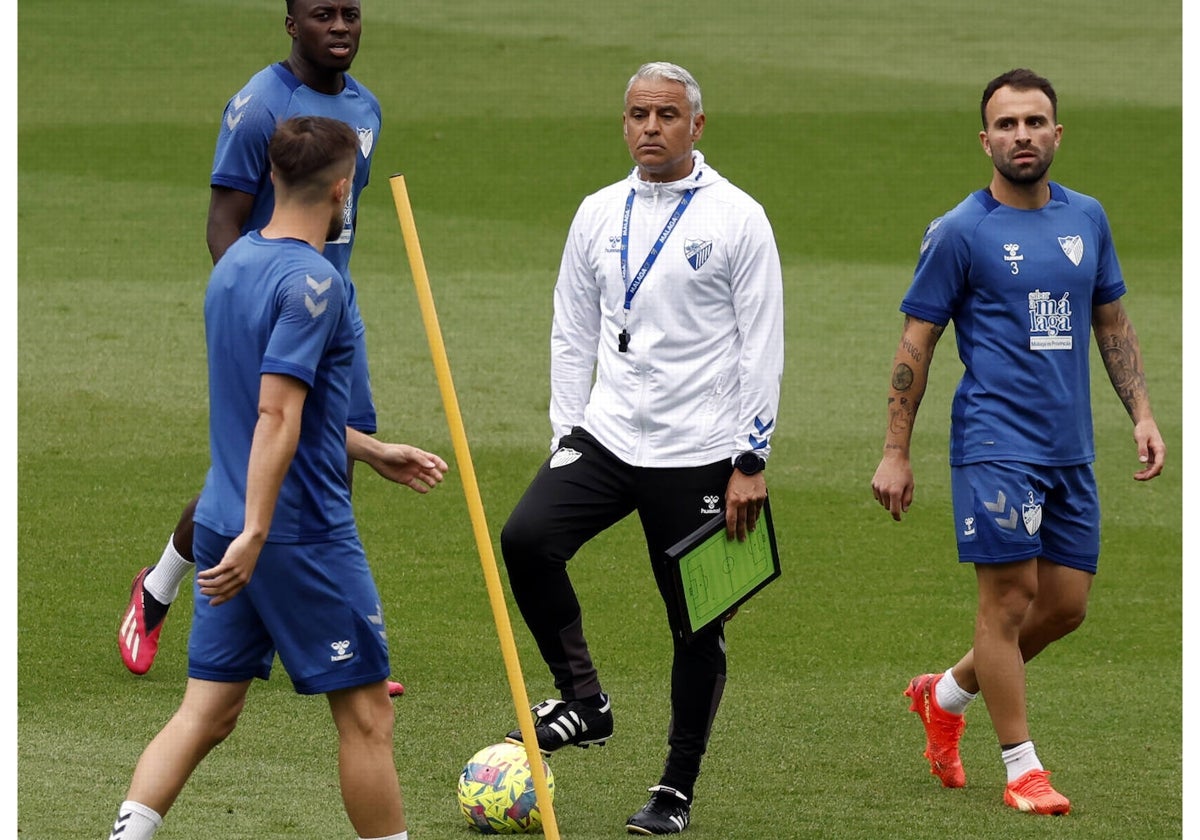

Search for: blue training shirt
xmin=211 ymin=63 xmax=381 ymax=432
xmin=901 ymin=182 xmax=1126 ymax=467
xmin=195 ymin=233 xmax=358 ymax=544
xmin=211 ymin=63 xmax=381 ymax=279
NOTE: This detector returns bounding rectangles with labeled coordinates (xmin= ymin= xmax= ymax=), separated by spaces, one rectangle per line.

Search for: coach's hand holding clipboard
xmin=665 ymin=497 xmax=781 ymax=640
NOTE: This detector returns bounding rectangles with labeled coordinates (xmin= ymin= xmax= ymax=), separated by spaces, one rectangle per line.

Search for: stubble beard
xmin=995 ymin=151 xmax=1053 ymax=186
xmin=327 ymin=213 xmax=345 ymax=243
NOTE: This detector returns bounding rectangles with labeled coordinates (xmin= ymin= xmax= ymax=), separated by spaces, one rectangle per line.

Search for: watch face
xmin=737 ymin=453 xmax=763 ymax=474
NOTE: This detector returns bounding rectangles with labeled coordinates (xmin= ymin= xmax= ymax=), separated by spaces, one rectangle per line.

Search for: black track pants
xmin=500 ymin=428 xmax=733 ymax=797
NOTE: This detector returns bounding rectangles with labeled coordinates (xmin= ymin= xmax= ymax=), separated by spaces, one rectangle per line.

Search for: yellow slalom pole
xmin=389 ymin=174 xmax=560 ymax=840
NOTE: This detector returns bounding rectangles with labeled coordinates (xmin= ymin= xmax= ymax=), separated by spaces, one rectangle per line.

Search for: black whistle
xmin=618 ymin=329 xmax=630 ymax=353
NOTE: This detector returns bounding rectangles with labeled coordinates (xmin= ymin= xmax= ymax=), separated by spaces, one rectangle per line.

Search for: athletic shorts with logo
xmin=950 ymin=461 xmax=1100 ymax=574
xmin=190 ymin=524 xmax=391 ymax=694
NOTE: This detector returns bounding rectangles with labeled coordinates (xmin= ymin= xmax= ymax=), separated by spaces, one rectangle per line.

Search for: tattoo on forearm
xmin=904 ymin=315 xmax=945 ymax=339
xmin=901 ymin=337 xmax=923 ymax=362
xmin=887 ymin=395 xmax=918 ymax=436
xmin=1098 ymin=330 xmax=1148 ymax=418
xmin=884 ymin=317 xmax=938 ymax=445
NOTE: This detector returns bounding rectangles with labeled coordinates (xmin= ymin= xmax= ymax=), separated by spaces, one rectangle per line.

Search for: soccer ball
xmin=457 ymin=742 xmax=554 ymax=834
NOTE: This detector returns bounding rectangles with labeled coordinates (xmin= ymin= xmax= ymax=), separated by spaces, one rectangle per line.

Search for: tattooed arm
xmin=871 ymin=315 xmax=946 ymax=520
xmin=1092 ymin=299 xmax=1165 ymax=481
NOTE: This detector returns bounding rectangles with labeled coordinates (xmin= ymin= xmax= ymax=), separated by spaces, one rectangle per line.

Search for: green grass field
xmin=18 ymin=1 xmax=1182 ymax=837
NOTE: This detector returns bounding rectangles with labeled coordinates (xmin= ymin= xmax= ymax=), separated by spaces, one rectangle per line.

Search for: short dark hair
xmin=268 ymin=116 xmax=358 ymax=194
xmin=980 ymin=69 xmax=1057 ymax=128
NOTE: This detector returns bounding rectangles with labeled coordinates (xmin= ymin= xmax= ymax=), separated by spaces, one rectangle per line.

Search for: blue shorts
xmin=189 ymin=524 xmax=392 ymax=694
xmin=950 ymin=461 xmax=1100 ymax=573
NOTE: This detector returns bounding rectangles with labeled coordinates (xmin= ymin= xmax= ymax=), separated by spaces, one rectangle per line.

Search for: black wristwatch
xmin=734 ymin=452 xmax=766 ymax=476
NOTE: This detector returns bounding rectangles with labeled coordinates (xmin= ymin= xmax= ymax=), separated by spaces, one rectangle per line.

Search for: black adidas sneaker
xmin=505 ymin=695 xmax=613 ymax=753
xmin=625 ymin=785 xmax=691 ymax=835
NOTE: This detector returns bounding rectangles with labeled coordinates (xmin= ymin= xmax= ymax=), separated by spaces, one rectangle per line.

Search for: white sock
xmin=359 ymin=832 xmax=407 ymax=840
xmin=935 ymin=668 xmax=976 ymax=716
xmin=109 ymin=800 xmax=162 ymax=840
xmin=144 ymin=536 xmax=195 ymax=605
xmin=1001 ymin=740 xmax=1044 ymax=782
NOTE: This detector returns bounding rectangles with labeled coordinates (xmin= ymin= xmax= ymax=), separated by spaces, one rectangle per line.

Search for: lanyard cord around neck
xmin=620 ymin=186 xmax=696 ymax=316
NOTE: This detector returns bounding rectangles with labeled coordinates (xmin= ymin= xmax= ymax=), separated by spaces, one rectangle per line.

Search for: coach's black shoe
xmin=505 ymin=695 xmax=613 ymax=753
xmin=625 ymin=785 xmax=691 ymax=835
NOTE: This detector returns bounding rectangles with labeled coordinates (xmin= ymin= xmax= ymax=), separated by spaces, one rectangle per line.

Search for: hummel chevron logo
xmin=984 ymin=490 xmax=1018 ymax=530
xmin=225 ymin=111 xmax=244 ymax=131
xmin=109 ymin=811 xmax=131 ymax=839
xmin=234 ymin=92 xmax=252 ymax=110
xmin=994 ymin=507 xmax=1018 ymax=530
xmin=305 ymin=274 xmax=332 ymax=318
xmin=369 ymin=603 xmax=388 ymax=640
xmin=748 ymin=415 xmax=774 ymax=450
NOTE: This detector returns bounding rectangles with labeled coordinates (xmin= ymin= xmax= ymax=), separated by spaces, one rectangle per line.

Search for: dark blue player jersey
xmin=901 ymin=183 xmax=1126 ymax=467
xmin=210 ymin=63 xmax=381 ymax=433
xmin=195 ymin=233 xmax=358 ymax=544
xmin=210 ymin=63 xmax=381 ymax=280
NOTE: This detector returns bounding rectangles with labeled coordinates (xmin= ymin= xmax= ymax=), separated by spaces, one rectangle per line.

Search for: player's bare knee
xmin=177 ymin=701 xmax=242 ymax=747
xmin=338 ymin=709 xmax=394 ymax=750
xmin=331 ymin=689 xmax=395 ymax=746
xmin=1052 ymin=602 xmax=1087 ymax=637
xmin=982 ymin=585 xmax=1037 ymax=629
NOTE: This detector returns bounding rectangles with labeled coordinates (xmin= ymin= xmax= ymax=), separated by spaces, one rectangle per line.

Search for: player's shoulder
xmin=946 ymin=190 xmax=994 ymax=226
xmin=281 ymin=242 xmax=343 ymax=284
xmin=273 ymin=248 xmax=347 ymax=315
xmin=229 ymin=64 xmax=292 ymax=104
xmin=343 ymin=73 xmax=381 ymax=109
xmin=220 ymin=63 xmax=294 ymax=132
xmin=234 ymin=234 xmax=340 ymax=281
xmin=916 ymin=192 xmax=982 ymax=254
xmin=1050 ymin=181 xmax=1102 ymax=207
xmin=1048 ymin=182 xmax=1110 ymax=226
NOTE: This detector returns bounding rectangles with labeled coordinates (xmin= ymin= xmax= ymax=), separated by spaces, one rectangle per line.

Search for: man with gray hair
xmin=501 ymin=61 xmax=784 ymax=835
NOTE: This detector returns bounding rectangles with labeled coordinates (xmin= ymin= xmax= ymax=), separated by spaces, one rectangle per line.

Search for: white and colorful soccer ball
xmin=457 ymin=742 xmax=554 ymax=834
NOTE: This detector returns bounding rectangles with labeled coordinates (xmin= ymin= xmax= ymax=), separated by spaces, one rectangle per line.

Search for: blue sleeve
xmin=211 ymin=86 xmax=278 ymax=194
xmin=1090 ymin=203 xmax=1127 ymax=305
xmin=262 ymin=268 xmax=345 ymax=385
xmin=364 ymin=93 xmax=381 ymax=189
xmin=345 ymin=75 xmax=382 ymax=189
xmin=900 ymin=214 xmax=970 ymax=326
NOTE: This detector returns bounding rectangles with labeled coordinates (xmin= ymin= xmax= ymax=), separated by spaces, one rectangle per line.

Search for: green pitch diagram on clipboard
xmin=666 ymin=497 xmax=781 ymax=639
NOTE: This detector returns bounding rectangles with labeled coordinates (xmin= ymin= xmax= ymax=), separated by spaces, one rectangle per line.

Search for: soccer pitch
xmin=18 ymin=1 xmax=1181 ymax=837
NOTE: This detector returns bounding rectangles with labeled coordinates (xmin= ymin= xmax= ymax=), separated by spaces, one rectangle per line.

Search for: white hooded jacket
xmin=549 ymin=151 xmax=784 ymax=467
